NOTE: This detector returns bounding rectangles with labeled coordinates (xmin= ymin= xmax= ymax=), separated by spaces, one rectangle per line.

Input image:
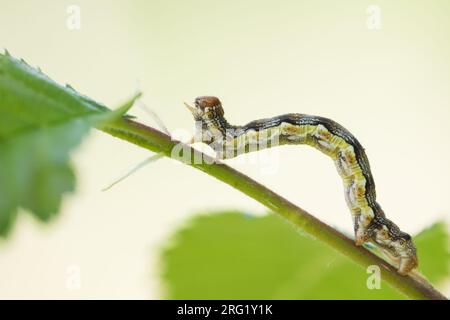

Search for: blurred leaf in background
xmin=414 ymin=223 xmax=450 ymax=284
xmin=161 ymin=211 xmax=449 ymax=299
xmin=0 ymin=52 xmax=137 ymax=236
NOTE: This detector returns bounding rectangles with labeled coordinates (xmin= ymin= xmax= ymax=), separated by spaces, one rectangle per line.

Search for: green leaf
xmin=0 ymin=52 xmax=139 ymax=236
xmin=0 ymin=120 xmax=88 ymax=234
xmin=160 ymin=211 xmax=449 ymax=299
xmin=414 ymin=222 xmax=450 ymax=284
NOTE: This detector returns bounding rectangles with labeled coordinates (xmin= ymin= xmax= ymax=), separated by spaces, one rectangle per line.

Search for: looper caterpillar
xmin=185 ymin=96 xmax=418 ymax=275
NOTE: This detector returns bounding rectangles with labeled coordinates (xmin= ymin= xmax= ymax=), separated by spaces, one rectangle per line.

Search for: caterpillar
xmin=185 ymin=96 xmax=418 ymax=275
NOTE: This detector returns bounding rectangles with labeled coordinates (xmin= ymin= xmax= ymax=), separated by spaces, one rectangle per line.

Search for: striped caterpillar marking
xmin=186 ymin=96 xmax=418 ymax=275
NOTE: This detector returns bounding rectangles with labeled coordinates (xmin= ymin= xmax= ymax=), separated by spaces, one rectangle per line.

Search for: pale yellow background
xmin=0 ymin=0 xmax=449 ymax=298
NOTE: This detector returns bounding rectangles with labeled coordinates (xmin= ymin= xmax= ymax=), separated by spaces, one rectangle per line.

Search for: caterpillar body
xmin=185 ymin=96 xmax=418 ymax=275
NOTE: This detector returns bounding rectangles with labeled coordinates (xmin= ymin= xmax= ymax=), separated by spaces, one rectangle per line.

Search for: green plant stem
xmin=102 ymin=118 xmax=447 ymax=300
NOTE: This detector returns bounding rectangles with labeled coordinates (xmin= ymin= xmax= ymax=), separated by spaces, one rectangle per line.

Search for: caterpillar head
xmin=184 ymin=96 xmax=228 ymax=145
xmin=184 ymin=96 xmax=224 ymax=122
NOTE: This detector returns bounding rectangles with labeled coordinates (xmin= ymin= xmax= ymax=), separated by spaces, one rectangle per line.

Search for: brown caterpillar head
xmin=184 ymin=96 xmax=224 ymax=122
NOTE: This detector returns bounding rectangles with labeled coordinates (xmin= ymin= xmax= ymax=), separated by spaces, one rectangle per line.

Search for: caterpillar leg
xmin=355 ymin=228 xmax=372 ymax=246
xmin=351 ymin=216 xmax=418 ymax=275
xmin=376 ymin=244 xmax=418 ymax=275
xmin=398 ymin=256 xmax=418 ymax=276
xmin=352 ymin=210 xmax=375 ymax=246
xmin=370 ymin=220 xmax=418 ymax=275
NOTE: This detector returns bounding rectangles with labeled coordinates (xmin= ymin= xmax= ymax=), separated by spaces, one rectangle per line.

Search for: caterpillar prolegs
xmin=185 ymin=96 xmax=418 ymax=275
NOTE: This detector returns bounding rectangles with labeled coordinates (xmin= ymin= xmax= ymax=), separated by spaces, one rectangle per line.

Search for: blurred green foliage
xmin=0 ymin=120 xmax=89 ymax=235
xmin=0 ymin=52 xmax=136 ymax=236
xmin=414 ymin=223 xmax=450 ymax=284
xmin=161 ymin=211 xmax=449 ymax=299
